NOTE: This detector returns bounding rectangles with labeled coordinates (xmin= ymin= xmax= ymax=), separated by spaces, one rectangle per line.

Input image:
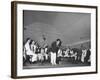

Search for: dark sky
xmin=23 ymin=10 xmax=91 ymax=47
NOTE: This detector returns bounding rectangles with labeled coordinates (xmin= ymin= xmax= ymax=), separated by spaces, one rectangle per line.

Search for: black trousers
xmin=56 ymin=57 xmax=61 ymax=64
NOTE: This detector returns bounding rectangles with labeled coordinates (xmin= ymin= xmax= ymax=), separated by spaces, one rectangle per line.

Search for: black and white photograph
xmin=11 ymin=1 xmax=97 ymax=78
xmin=23 ymin=10 xmax=91 ymax=69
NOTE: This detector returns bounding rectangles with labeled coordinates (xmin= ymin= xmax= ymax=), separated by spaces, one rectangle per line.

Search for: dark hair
xmin=26 ymin=38 xmax=30 ymax=42
xmin=29 ymin=40 xmax=33 ymax=45
xmin=56 ymin=39 xmax=61 ymax=42
xmin=44 ymin=44 xmax=49 ymax=48
xmin=23 ymin=38 xmax=31 ymax=45
xmin=56 ymin=38 xmax=62 ymax=47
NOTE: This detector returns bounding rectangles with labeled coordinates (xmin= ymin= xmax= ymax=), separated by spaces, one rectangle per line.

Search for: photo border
xmin=11 ymin=1 xmax=98 ymax=78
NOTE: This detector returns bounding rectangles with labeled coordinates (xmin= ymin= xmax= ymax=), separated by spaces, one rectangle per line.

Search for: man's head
xmin=26 ymin=38 xmax=31 ymax=43
xmin=56 ymin=39 xmax=61 ymax=46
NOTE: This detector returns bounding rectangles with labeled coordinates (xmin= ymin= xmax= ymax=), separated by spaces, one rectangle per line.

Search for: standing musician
xmin=51 ymin=39 xmax=62 ymax=65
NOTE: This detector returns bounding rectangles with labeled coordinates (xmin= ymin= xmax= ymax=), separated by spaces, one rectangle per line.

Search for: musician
xmin=84 ymin=49 xmax=91 ymax=63
xmin=23 ymin=38 xmax=30 ymax=63
xmin=23 ymin=38 xmax=33 ymax=63
xmin=30 ymin=40 xmax=38 ymax=63
xmin=51 ymin=39 xmax=62 ymax=65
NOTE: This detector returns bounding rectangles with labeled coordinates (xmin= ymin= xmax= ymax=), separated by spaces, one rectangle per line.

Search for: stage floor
xmin=23 ymin=57 xmax=90 ymax=69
